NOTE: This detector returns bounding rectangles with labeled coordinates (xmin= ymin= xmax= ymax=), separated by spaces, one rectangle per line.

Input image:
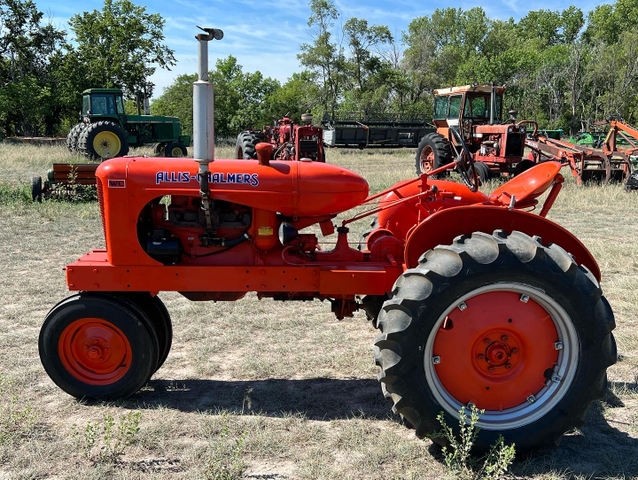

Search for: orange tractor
xmin=236 ymin=113 xmax=326 ymax=162
xmin=38 ymin=29 xmax=616 ymax=453
xmin=416 ymin=85 xmax=534 ymax=182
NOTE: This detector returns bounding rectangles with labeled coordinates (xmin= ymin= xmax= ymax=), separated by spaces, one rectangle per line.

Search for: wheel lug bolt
xmin=488 ymin=367 xmax=495 ymax=373
xmin=501 ymin=335 xmax=508 ymax=342
xmin=512 ymin=348 xmax=518 ymax=354
xmin=477 ymin=354 xmax=485 ymax=360
xmin=484 ymin=338 xmax=491 ymax=344
xmin=505 ymin=363 xmax=512 ymax=369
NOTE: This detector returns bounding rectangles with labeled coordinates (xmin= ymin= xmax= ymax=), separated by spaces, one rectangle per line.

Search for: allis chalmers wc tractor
xmin=235 ymin=113 xmax=326 ymax=162
xmin=416 ymin=85 xmax=532 ymax=182
xmin=39 ymin=29 xmax=617 ymax=453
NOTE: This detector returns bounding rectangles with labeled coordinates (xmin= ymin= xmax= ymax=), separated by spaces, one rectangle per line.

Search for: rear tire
xmin=66 ymin=123 xmax=86 ymax=153
xmin=39 ymin=293 xmax=159 ymax=400
xmin=236 ymin=131 xmax=261 ymax=159
xmin=78 ymin=121 xmax=129 ymax=161
xmin=374 ymin=230 xmax=616 ymax=452
xmin=415 ymin=132 xmax=452 ymax=176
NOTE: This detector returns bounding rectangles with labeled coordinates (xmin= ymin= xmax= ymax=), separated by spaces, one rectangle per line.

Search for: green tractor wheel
xmin=66 ymin=123 xmax=86 ymax=153
xmin=165 ymin=142 xmax=188 ymax=157
xmin=78 ymin=121 xmax=130 ymax=161
xmin=153 ymin=143 xmax=166 ymax=156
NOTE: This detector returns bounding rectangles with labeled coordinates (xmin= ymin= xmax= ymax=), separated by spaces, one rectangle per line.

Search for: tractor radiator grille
xmin=505 ymin=134 xmax=525 ymax=156
xmin=299 ymin=140 xmax=318 ymax=154
xmin=96 ymin=178 xmax=107 ymax=248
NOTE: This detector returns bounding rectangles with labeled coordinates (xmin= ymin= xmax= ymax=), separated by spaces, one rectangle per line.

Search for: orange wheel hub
xmin=58 ymin=318 xmax=132 ymax=385
xmin=432 ymin=290 xmax=560 ymax=411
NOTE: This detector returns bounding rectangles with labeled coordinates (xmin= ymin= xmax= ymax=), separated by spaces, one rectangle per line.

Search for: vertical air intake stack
xmin=193 ymin=26 xmax=224 ymax=233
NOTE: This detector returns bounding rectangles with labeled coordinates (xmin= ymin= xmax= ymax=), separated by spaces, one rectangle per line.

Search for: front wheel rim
xmin=58 ymin=318 xmax=133 ymax=385
xmin=170 ymin=147 xmax=184 ymax=157
xmin=93 ymin=131 xmax=121 ymax=157
xmin=424 ymin=283 xmax=579 ymax=430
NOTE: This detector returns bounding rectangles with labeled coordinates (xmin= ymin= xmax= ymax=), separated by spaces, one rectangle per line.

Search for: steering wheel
xmin=449 ymin=126 xmax=479 ymax=192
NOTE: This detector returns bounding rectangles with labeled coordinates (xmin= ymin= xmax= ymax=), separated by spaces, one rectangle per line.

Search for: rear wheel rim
xmin=58 ymin=318 xmax=133 ymax=385
xmin=93 ymin=131 xmax=121 ymax=158
xmin=420 ymin=146 xmax=435 ymax=173
xmin=424 ymin=283 xmax=578 ymax=430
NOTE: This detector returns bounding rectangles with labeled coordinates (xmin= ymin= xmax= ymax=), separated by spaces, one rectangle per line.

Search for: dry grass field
xmin=0 ymin=143 xmax=637 ymax=479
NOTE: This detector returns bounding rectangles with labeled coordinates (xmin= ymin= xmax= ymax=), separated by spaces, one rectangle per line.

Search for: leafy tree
xmin=151 ymin=73 xmax=196 ymax=137
xmin=298 ymin=0 xmax=345 ymax=117
xmin=265 ymin=71 xmax=321 ymax=122
xmin=151 ymin=56 xmax=284 ymax=140
xmin=68 ymin=0 xmax=175 ymax=99
xmin=0 ymin=0 xmax=68 ymax=135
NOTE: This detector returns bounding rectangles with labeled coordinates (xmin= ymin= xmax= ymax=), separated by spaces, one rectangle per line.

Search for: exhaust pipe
xmin=194 ymin=26 xmax=223 ymax=162
xmin=490 ymin=83 xmax=496 ymax=125
xmin=193 ymin=26 xmax=223 ymax=233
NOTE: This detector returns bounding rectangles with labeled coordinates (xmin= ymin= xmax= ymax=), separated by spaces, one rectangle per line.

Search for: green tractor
xmin=66 ymin=88 xmax=191 ymax=160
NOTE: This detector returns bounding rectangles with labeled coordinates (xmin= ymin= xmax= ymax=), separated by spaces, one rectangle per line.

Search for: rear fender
xmin=404 ymin=205 xmax=601 ymax=281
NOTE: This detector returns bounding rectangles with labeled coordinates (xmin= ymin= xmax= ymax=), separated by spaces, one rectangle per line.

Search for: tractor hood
xmin=96 ymin=156 xmax=369 ymax=218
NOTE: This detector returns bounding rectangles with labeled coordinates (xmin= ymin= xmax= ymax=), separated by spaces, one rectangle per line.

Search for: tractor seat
xmin=488 ymin=161 xmax=562 ymax=209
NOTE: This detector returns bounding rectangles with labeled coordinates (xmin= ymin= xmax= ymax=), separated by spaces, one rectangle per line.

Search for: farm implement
xmin=38 ymin=28 xmax=617 ymax=454
xmin=526 ymin=120 xmax=634 ymax=186
xmin=321 ymin=114 xmax=435 ymax=149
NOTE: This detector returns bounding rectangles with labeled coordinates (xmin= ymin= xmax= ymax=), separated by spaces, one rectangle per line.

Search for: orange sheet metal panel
xmin=66 ymin=250 xmax=402 ymax=297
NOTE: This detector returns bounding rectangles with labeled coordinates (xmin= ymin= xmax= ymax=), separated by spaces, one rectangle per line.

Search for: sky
xmin=34 ymin=0 xmax=607 ymax=100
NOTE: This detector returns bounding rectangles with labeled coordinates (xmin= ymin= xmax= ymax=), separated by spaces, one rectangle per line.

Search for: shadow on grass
xmin=511 ymin=382 xmax=638 ymax=478
xmin=137 ymin=377 xmax=390 ymax=420
xmin=127 ymin=378 xmax=638 ymax=478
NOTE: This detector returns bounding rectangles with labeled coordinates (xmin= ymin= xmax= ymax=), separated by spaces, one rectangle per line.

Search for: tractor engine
xmin=139 ymin=195 xmax=253 ymax=266
xmin=473 ymin=123 xmax=527 ymax=166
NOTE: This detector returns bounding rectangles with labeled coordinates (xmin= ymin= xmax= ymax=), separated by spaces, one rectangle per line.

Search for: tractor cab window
xmin=448 ymin=95 xmax=462 ymax=119
xmin=91 ymin=95 xmax=117 ymax=115
xmin=115 ymin=96 xmax=125 ymax=115
xmin=464 ymin=94 xmax=504 ymax=121
xmin=82 ymin=95 xmax=90 ymax=115
xmin=434 ymin=96 xmax=448 ymax=120
xmin=433 ymin=95 xmax=463 ymax=120
xmin=494 ymin=95 xmax=503 ymax=121
xmin=465 ymin=96 xmax=488 ymax=118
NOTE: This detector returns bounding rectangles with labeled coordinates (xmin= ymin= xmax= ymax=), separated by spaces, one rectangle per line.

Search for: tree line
xmin=154 ymin=0 xmax=638 ymax=139
xmin=0 ymin=0 xmax=172 ymax=137
xmin=2 ymin=0 xmax=638 ymax=139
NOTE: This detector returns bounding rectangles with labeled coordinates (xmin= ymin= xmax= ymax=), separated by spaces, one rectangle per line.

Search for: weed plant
xmin=435 ymin=405 xmax=516 ymax=480
xmin=72 ymin=411 xmax=141 ymax=464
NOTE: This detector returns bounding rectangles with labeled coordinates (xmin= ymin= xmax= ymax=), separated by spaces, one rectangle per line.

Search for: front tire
xmin=374 ymin=230 xmax=616 ymax=452
xmin=165 ymin=142 xmax=188 ymax=157
xmin=471 ymin=161 xmax=491 ymax=184
xmin=39 ymin=293 xmax=159 ymax=400
xmin=120 ymin=292 xmax=172 ymax=372
xmin=31 ymin=176 xmax=43 ymax=202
